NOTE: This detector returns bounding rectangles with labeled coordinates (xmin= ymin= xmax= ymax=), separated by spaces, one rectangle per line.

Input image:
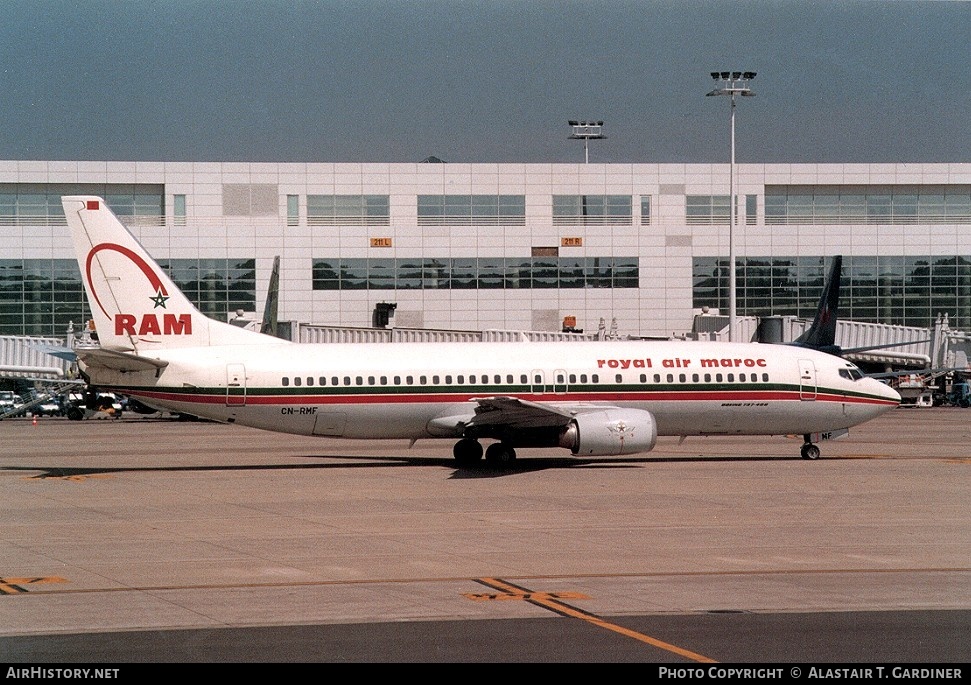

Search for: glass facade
xmin=0 ymin=259 xmax=86 ymax=336
xmin=693 ymin=256 xmax=971 ymax=329
xmin=686 ymin=195 xmax=731 ymax=225
xmin=312 ymin=257 xmax=639 ymax=290
xmin=3 ymin=174 xmax=971 ymax=338
xmin=174 ymin=194 xmax=186 ymax=226
xmin=417 ymin=195 xmax=526 ymax=225
xmin=765 ymin=186 xmax=971 ymax=225
xmin=286 ymin=195 xmax=299 ymax=226
xmin=640 ymin=195 xmax=651 ymax=226
xmin=0 ymin=258 xmax=256 ymax=336
xmin=307 ymin=195 xmax=389 ymax=225
xmin=745 ymin=194 xmax=757 ymax=225
xmin=552 ymin=195 xmax=632 ymax=225
xmin=0 ymin=184 xmax=164 ymax=226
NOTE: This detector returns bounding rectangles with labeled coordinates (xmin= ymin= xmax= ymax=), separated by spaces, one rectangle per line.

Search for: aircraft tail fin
xmin=792 ymin=255 xmax=842 ymax=352
xmin=260 ymin=255 xmax=281 ymax=337
xmin=62 ymin=196 xmax=286 ymax=352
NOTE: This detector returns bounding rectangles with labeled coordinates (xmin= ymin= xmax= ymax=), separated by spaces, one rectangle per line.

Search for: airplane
xmin=62 ymin=195 xmax=901 ymax=465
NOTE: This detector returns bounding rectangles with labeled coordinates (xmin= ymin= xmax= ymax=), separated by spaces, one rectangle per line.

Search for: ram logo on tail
xmin=63 ymin=195 xmax=277 ymax=352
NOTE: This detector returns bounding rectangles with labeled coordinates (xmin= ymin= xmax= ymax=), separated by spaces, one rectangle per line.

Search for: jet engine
xmin=558 ymin=408 xmax=658 ymax=456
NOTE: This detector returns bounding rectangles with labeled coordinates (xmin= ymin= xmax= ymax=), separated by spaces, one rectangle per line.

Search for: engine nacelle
xmin=558 ymin=408 xmax=658 ymax=456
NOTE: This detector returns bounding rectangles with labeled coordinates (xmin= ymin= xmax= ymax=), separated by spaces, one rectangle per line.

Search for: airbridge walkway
xmin=691 ymin=311 xmax=970 ymax=373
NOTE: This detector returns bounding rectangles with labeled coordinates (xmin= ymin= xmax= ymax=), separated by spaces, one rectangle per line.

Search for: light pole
xmin=568 ymin=120 xmax=606 ymax=163
xmin=707 ymin=71 xmax=756 ymax=342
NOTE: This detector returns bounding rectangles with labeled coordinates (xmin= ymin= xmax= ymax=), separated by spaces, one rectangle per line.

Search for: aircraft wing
xmin=74 ymin=347 xmax=169 ymax=373
xmin=467 ymin=396 xmax=618 ymax=430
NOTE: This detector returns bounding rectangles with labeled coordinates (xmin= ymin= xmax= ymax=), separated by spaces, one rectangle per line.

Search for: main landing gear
xmin=452 ymin=438 xmax=517 ymax=467
xmin=800 ymin=434 xmax=821 ymax=460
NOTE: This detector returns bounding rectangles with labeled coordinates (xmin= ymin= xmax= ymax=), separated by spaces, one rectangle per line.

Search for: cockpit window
xmin=839 ymin=367 xmax=865 ymax=381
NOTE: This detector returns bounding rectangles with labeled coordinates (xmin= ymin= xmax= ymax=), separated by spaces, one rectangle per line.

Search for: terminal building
xmin=2 ymin=160 xmax=971 ymax=346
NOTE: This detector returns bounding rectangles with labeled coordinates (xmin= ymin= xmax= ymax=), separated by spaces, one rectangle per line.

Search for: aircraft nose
xmin=876 ymin=380 xmax=901 ymax=407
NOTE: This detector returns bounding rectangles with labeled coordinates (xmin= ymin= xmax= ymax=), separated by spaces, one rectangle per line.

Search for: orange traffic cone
xmin=32 ymin=415 xmax=37 ymax=426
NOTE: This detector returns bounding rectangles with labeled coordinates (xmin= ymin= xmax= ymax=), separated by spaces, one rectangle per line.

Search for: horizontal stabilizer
xmin=74 ymin=347 xmax=170 ymax=373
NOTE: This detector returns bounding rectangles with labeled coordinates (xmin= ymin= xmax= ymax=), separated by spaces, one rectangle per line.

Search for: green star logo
xmin=150 ymin=289 xmax=169 ymax=309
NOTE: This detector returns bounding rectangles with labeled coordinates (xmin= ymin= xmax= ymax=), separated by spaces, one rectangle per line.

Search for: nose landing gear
xmin=801 ymin=435 xmax=821 ymax=460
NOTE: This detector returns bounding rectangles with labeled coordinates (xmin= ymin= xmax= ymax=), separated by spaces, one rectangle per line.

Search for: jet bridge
xmin=693 ymin=311 xmax=970 ymax=374
xmin=0 ymin=333 xmax=75 ymax=380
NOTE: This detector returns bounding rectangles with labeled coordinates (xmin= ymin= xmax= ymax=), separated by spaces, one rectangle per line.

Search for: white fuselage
xmin=81 ymin=339 xmax=900 ymax=443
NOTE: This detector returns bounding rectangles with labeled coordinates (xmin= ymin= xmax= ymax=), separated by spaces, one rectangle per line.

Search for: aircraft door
xmin=799 ymin=359 xmax=817 ymax=400
xmin=226 ymin=363 xmax=247 ymax=406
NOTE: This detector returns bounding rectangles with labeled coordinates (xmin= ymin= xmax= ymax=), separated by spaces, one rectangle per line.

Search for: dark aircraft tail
xmin=791 ymin=255 xmax=842 ymax=354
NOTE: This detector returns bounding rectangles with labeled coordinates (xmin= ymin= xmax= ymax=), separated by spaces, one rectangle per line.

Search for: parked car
xmin=0 ymin=390 xmax=23 ymax=416
xmin=33 ymin=397 xmax=65 ymax=417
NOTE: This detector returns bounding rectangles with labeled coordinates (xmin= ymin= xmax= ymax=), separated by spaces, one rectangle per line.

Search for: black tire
xmin=453 ymin=438 xmax=483 ymax=467
xmin=485 ymin=442 xmax=517 ymax=466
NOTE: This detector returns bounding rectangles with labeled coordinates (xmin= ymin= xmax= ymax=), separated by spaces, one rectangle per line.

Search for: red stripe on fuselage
xmin=106 ymin=388 xmax=898 ymax=408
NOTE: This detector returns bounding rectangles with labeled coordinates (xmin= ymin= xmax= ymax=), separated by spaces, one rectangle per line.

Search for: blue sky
xmin=1 ymin=0 xmax=968 ymax=164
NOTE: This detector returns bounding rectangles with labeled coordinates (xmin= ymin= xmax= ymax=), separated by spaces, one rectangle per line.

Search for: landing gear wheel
xmin=485 ymin=442 xmax=517 ymax=466
xmin=801 ymin=443 xmax=820 ymax=460
xmin=453 ymin=438 xmax=483 ymax=467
